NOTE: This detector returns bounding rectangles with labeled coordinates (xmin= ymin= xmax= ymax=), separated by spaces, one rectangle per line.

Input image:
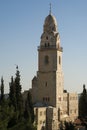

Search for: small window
xmin=45 ymin=82 xmax=47 ymax=86
xmin=40 ymin=111 xmax=42 ymax=116
xmin=45 ymin=43 xmax=46 ymax=47
xmin=44 ymin=55 xmax=49 ymax=64
xmin=59 ymin=56 xmax=61 ymax=65
xmin=40 ymin=120 xmax=42 ymax=124
xmin=46 ymin=36 xmax=48 ymax=40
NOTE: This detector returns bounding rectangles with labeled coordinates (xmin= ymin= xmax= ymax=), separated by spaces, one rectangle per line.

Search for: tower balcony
xmin=38 ymin=45 xmax=63 ymax=52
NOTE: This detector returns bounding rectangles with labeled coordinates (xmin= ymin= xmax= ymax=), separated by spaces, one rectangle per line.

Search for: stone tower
xmin=32 ymin=12 xmax=64 ymax=108
xmin=32 ymin=11 xmax=78 ymax=130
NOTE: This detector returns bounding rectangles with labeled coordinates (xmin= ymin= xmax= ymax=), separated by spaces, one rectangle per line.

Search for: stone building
xmin=31 ymin=10 xmax=78 ymax=130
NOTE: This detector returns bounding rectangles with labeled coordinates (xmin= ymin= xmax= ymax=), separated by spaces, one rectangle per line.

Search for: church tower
xmin=32 ymin=10 xmax=78 ymax=130
xmin=32 ymin=11 xmax=64 ymax=108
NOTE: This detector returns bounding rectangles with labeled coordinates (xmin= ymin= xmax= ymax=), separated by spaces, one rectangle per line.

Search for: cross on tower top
xmin=49 ymin=3 xmax=52 ymax=15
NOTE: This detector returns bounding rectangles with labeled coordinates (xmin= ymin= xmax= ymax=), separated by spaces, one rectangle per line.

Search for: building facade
xmin=31 ymin=11 xmax=78 ymax=130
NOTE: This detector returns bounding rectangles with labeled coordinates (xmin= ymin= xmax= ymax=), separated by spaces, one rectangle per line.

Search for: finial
xmin=16 ymin=65 xmax=18 ymax=70
xmin=49 ymin=3 xmax=52 ymax=15
xmin=15 ymin=64 xmax=18 ymax=70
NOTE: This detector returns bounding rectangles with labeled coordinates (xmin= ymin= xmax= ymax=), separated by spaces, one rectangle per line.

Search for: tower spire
xmin=49 ymin=3 xmax=52 ymax=15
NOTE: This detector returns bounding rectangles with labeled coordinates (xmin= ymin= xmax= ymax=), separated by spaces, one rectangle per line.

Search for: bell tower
xmin=32 ymin=12 xmax=64 ymax=108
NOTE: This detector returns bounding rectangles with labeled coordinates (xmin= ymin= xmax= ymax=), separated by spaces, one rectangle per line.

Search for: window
xmin=59 ymin=56 xmax=61 ymax=65
xmin=40 ymin=111 xmax=42 ymax=116
xmin=45 ymin=82 xmax=47 ymax=86
xmin=43 ymin=97 xmax=50 ymax=102
xmin=44 ymin=55 xmax=49 ymax=64
xmin=46 ymin=36 xmax=48 ymax=40
xmin=40 ymin=120 xmax=42 ymax=124
xmin=45 ymin=43 xmax=46 ymax=47
xmin=58 ymin=44 xmax=59 ymax=49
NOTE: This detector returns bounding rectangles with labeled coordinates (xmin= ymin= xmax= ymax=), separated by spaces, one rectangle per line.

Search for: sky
xmin=0 ymin=0 xmax=87 ymax=93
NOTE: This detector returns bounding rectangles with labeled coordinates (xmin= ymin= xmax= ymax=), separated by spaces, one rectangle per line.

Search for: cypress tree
xmin=9 ymin=76 xmax=16 ymax=109
xmin=15 ymin=66 xmax=22 ymax=111
xmin=79 ymin=84 xmax=87 ymax=118
xmin=0 ymin=77 xmax=4 ymax=101
xmin=27 ymin=91 xmax=34 ymax=123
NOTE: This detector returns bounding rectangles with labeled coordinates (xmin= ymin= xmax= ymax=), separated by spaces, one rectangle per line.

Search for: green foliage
xmin=64 ymin=121 xmax=75 ymax=130
xmin=0 ymin=77 xmax=4 ymax=102
xmin=15 ymin=67 xmax=22 ymax=111
xmin=8 ymin=121 xmax=37 ymax=130
xmin=0 ymin=99 xmax=14 ymax=130
xmin=26 ymin=91 xmax=34 ymax=123
xmin=9 ymin=76 xmax=17 ymax=109
xmin=9 ymin=67 xmax=23 ymax=112
xmin=59 ymin=121 xmax=75 ymax=130
xmin=79 ymin=84 xmax=87 ymax=117
xmin=23 ymin=91 xmax=35 ymax=125
xmin=0 ymin=67 xmax=35 ymax=130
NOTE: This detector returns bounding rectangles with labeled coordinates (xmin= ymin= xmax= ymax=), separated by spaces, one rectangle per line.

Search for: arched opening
xmin=46 ymin=36 xmax=48 ymax=40
xmin=59 ymin=56 xmax=61 ymax=65
xmin=44 ymin=55 xmax=49 ymax=64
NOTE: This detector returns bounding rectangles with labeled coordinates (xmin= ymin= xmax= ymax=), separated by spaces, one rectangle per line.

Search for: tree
xmin=9 ymin=66 xmax=23 ymax=111
xmin=13 ymin=66 xmax=24 ymax=122
xmin=59 ymin=121 xmax=75 ymax=130
xmin=9 ymin=76 xmax=16 ymax=109
xmin=64 ymin=121 xmax=75 ymax=130
xmin=24 ymin=91 xmax=34 ymax=123
xmin=0 ymin=67 xmax=36 ymax=130
xmin=15 ymin=66 xmax=22 ymax=111
xmin=0 ymin=77 xmax=4 ymax=102
xmin=79 ymin=84 xmax=87 ymax=118
xmin=27 ymin=91 xmax=34 ymax=123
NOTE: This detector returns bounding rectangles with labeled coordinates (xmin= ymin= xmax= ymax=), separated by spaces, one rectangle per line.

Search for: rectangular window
xmin=40 ymin=111 xmax=42 ymax=116
xmin=40 ymin=120 xmax=42 ymax=124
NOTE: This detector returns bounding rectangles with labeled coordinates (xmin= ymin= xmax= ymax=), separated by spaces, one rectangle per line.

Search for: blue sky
xmin=0 ymin=0 xmax=87 ymax=93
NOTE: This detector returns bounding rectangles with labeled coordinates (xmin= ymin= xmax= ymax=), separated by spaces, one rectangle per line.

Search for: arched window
xmin=59 ymin=56 xmax=61 ymax=65
xmin=45 ymin=82 xmax=47 ymax=86
xmin=44 ymin=55 xmax=49 ymax=64
xmin=46 ymin=36 xmax=48 ymax=40
xmin=58 ymin=43 xmax=59 ymax=49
